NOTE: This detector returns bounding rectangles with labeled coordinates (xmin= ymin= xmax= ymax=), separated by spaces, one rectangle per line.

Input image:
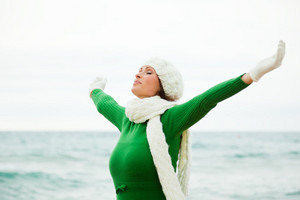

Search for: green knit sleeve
xmin=161 ymin=74 xmax=250 ymax=137
xmin=91 ymin=89 xmax=125 ymax=131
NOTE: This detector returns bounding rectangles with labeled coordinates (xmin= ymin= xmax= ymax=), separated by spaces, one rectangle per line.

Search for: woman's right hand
xmin=89 ymin=77 xmax=107 ymax=97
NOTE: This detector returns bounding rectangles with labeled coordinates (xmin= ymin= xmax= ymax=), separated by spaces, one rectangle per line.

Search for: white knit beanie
xmin=144 ymin=57 xmax=183 ymax=101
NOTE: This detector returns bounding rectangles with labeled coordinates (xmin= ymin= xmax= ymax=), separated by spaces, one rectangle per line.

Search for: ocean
xmin=0 ymin=131 xmax=299 ymax=200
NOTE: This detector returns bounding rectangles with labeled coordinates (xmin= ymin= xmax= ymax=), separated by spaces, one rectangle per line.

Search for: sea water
xmin=0 ymin=131 xmax=299 ymax=200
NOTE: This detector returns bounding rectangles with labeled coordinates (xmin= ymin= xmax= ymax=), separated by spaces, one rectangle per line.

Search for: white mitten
xmin=249 ymin=40 xmax=286 ymax=82
xmin=89 ymin=77 xmax=107 ymax=97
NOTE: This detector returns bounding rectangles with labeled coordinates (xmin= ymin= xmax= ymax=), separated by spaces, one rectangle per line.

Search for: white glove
xmin=89 ymin=77 xmax=107 ymax=97
xmin=249 ymin=40 xmax=286 ymax=82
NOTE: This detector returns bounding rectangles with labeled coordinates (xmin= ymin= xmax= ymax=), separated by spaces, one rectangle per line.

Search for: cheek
xmin=145 ymin=76 xmax=160 ymax=92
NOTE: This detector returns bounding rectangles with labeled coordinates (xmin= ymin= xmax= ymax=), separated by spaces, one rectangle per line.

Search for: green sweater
xmin=91 ymin=74 xmax=249 ymax=200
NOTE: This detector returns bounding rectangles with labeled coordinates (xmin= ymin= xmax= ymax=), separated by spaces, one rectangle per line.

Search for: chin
xmin=131 ymin=88 xmax=138 ymax=97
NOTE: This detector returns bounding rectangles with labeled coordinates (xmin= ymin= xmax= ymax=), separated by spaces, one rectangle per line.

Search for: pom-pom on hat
xmin=144 ymin=57 xmax=183 ymax=101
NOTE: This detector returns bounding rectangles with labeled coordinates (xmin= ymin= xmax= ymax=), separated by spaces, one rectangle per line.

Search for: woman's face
xmin=131 ymin=66 xmax=161 ymax=99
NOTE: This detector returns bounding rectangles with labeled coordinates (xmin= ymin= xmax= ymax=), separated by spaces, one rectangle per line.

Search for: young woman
xmin=89 ymin=41 xmax=285 ymax=200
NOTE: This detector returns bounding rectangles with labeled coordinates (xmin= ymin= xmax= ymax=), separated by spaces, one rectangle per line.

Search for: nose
xmin=135 ymin=72 xmax=142 ymax=79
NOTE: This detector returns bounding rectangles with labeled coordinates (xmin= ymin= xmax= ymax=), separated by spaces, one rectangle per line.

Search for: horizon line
xmin=1 ymin=130 xmax=299 ymax=133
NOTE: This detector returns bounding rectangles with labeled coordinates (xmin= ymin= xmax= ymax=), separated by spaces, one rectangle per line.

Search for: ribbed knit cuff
xmin=91 ymin=89 xmax=103 ymax=98
xmin=238 ymin=73 xmax=252 ymax=87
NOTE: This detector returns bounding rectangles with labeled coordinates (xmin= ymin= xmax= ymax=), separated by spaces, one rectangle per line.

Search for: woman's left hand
xmin=249 ymin=40 xmax=286 ymax=82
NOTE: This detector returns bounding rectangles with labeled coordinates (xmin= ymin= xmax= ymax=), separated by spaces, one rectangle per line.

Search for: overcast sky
xmin=0 ymin=0 xmax=300 ymax=132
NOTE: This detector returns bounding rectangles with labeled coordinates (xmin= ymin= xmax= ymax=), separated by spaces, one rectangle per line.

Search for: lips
xmin=133 ymin=80 xmax=141 ymax=85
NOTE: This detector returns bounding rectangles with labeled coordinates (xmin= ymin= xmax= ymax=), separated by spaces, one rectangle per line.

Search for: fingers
xmin=275 ymin=40 xmax=286 ymax=65
xmin=89 ymin=77 xmax=108 ymax=96
xmin=96 ymin=76 xmax=104 ymax=81
xmin=95 ymin=77 xmax=107 ymax=82
xmin=278 ymin=40 xmax=285 ymax=48
xmin=278 ymin=40 xmax=286 ymax=56
xmin=90 ymin=77 xmax=107 ymax=88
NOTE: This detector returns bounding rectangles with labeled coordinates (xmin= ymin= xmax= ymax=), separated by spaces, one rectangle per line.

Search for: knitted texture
xmin=177 ymin=129 xmax=190 ymax=195
xmin=147 ymin=117 xmax=185 ymax=200
xmin=125 ymin=96 xmax=176 ymax=123
xmin=249 ymin=40 xmax=286 ymax=82
xmin=144 ymin=57 xmax=183 ymax=101
xmin=126 ymin=96 xmax=190 ymax=200
xmin=91 ymin=74 xmax=250 ymax=200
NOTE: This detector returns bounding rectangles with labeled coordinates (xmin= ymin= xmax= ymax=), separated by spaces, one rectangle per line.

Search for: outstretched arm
xmin=162 ymin=40 xmax=286 ymax=137
xmin=161 ymin=74 xmax=250 ymax=137
xmin=89 ymin=77 xmax=125 ymax=132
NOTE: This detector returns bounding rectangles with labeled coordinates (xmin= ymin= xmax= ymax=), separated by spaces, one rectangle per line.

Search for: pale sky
xmin=1 ymin=0 xmax=300 ymax=132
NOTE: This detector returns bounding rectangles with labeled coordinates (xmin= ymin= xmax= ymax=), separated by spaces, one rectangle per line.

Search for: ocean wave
xmin=285 ymin=191 xmax=300 ymax=196
xmin=0 ymin=171 xmax=84 ymax=188
xmin=286 ymin=151 xmax=299 ymax=155
xmin=232 ymin=153 xmax=268 ymax=159
xmin=0 ymin=171 xmax=59 ymax=180
xmin=0 ymin=171 xmax=90 ymax=200
xmin=191 ymin=143 xmax=207 ymax=149
xmin=1 ymin=131 xmax=299 ymax=200
xmin=0 ymin=153 xmax=87 ymax=163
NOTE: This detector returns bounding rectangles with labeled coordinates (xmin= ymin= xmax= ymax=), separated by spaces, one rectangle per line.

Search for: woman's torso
xmin=109 ymin=118 xmax=181 ymax=200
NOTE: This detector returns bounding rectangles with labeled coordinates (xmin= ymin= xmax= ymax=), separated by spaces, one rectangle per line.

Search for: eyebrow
xmin=140 ymin=66 xmax=153 ymax=71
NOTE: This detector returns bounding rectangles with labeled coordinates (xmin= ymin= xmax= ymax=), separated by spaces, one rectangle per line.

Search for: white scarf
xmin=126 ymin=95 xmax=191 ymax=200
